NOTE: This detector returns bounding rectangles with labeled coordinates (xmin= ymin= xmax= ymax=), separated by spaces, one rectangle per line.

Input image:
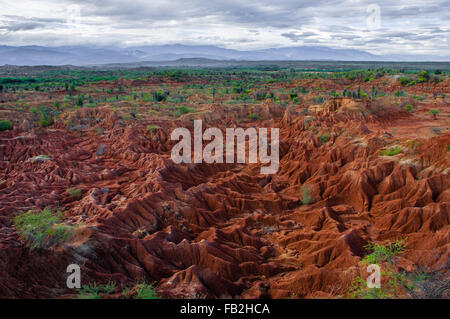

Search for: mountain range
xmin=0 ymin=44 xmax=448 ymax=66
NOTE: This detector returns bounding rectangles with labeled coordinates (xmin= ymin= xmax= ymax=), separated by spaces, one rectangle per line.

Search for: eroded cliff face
xmin=0 ymin=92 xmax=448 ymax=299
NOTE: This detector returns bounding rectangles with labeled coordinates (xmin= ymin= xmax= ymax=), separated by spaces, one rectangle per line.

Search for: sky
xmin=0 ymin=0 xmax=449 ymax=57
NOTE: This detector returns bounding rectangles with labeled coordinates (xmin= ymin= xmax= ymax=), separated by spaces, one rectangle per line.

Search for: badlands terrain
xmin=0 ymin=65 xmax=449 ymax=298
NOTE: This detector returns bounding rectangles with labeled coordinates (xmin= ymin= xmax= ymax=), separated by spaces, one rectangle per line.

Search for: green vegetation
xmin=417 ymin=70 xmax=430 ymax=83
xmin=380 ymin=146 xmax=402 ymax=156
xmin=66 ymin=187 xmax=82 ymax=198
xmin=318 ymin=133 xmax=330 ymax=144
xmin=410 ymin=94 xmax=425 ymax=101
xmin=0 ymin=119 xmax=13 ymax=131
xmin=133 ymin=283 xmax=159 ymax=299
xmin=78 ymin=281 xmax=159 ymax=299
xmin=399 ymin=77 xmax=410 ymax=86
xmin=300 ymin=185 xmax=314 ymax=205
xmin=152 ymin=90 xmax=169 ymax=102
xmin=404 ymin=104 xmax=413 ymax=113
xmin=174 ymin=106 xmax=195 ymax=116
xmin=31 ymin=106 xmax=57 ymax=128
xmin=146 ymin=124 xmax=160 ymax=132
xmin=428 ymin=109 xmax=440 ymax=119
xmin=78 ymin=282 xmax=117 ymax=299
xmin=348 ymin=239 xmax=449 ymax=299
xmin=248 ymin=113 xmax=261 ymax=121
xmin=13 ymin=208 xmax=75 ymax=250
xmin=362 ymin=239 xmax=407 ymax=265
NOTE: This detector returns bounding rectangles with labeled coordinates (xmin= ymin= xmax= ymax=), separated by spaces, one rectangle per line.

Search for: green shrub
xmin=404 ymin=104 xmax=413 ymax=113
xmin=78 ymin=281 xmax=159 ymax=299
xmin=411 ymin=94 xmax=425 ymax=101
xmin=362 ymin=239 xmax=407 ymax=265
xmin=248 ymin=113 xmax=261 ymax=121
xmin=66 ymin=187 xmax=82 ymax=198
xmin=312 ymin=96 xmax=324 ymax=104
xmin=300 ymin=185 xmax=314 ymax=205
xmin=146 ymin=125 xmax=160 ymax=132
xmin=174 ymin=106 xmax=195 ymax=116
xmin=348 ymin=240 xmax=407 ymax=299
xmin=0 ymin=119 xmax=13 ymax=131
xmin=76 ymin=94 xmax=84 ymax=107
xmin=429 ymin=109 xmax=440 ymax=119
xmin=318 ymin=133 xmax=330 ymax=144
xmin=347 ymin=239 xmax=448 ymax=299
xmin=78 ymin=282 xmax=117 ymax=299
xmin=417 ymin=70 xmax=430 ymax=83
xmin=289 ymin=92 xmax=298 ymax=100
xmin=292 ymin=97 xmax=301 ymax=104
xmin=152 ymin=90 xmax=169 ymax=102
xmin=13 ymin=209 xmax=74 ymax=250
xmin=380 ymin=146 xmax=402 ymax=156
xmin=348 ymin=276 xmax=388 ymax=299
xmin=134 ymin=283 xmax=159 ymax=299
xmin=399 ymin=77 xmax=409 ymax=86
xmin=39 ymin=114 xmax=53 ymax=127
xmin=255 ymin=89 xmax=267 ymax=101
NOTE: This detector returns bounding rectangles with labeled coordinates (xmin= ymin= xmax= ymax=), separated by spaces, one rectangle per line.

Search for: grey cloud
xmin=281 ymin=32 xmax=301 ymax=42
xmin=281 ymin=31 xmax=316 ymax=42
xmin=0 ymin=22 xmax=43 ymax=31
xmin=365 ymin=38 xmax=393 ymax=44
xmin=0 ymin=0 xmax=448 ymax=57
xmin=64 ymin=0 xmax=320 ymax=28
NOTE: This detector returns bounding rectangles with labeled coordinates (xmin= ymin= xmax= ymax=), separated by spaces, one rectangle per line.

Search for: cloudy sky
xmin=0 ymin=0 xmax=449 ymax=56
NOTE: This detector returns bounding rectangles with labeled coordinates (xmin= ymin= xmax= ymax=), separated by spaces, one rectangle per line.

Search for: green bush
xmin=417 ymin=70 xmax=430 ymax=83
xmin=348 ymin=240 xmax=407 ymax=299
xmin=39 ymin=114 xmax=53 ymax=127
xmin=152 ymin=90 xmax=169 ymax=102
xmin=0 ymin=119 xmax=13 ymax=131
xmin=174 ymin=106 xmax=195 ymax=116
xmin=300 ymin=185 xmax=314 ymax=205
xmin=146 ymin=125 xmax=160 ymax=132
xmin=289 ymin=92 xmax=298 ymax=100
xmin=248 ymin=113 xmax=261 ymax=121
xmin=255 ymin=89 xmax=267 ymax=101
xmin=66 ymin=187 xmax=82 ymax=198
xmin=318 ymin=133 xmax=330 ymax=144
xmin=429 ymin=109 xmax=440 ymax=119
xmin=362 ymin=239 xmax=407 ymax=265
xmin=134 ymin=283 xmax=159 ymax=299
xmin=78 ymin=281 xmax=159 ymax=299
xmin=380 ymin=146 xmax=402 ymax=156
xmin=347 ymin=239 xmax=449 ymax=299
xmin=399 ymin=77 xmax=409 ymax=86
xmin=405 ymin=104 xmax=413 ymax=113
xmin=13 ymin=209 xmax=74 ymax=250
xmin=78 ymin=282 xmax=117 ymax=299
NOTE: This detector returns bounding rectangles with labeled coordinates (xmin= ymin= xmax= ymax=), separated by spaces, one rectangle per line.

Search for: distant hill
xmin=0 ymin=44 xmax=448 ymax=66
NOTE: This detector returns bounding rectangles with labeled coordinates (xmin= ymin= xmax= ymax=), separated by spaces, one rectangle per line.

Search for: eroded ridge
xmin=0 ymin=71 xmax=449 ymax=298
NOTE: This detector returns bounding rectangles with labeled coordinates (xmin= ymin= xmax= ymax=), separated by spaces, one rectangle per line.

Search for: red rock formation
xmin=0 ymin=94 xmax=448 ymax=299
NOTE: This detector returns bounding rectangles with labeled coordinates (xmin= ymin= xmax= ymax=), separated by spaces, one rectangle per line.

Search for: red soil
xmin=0 ymin=94 xmax=449 ymax=299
